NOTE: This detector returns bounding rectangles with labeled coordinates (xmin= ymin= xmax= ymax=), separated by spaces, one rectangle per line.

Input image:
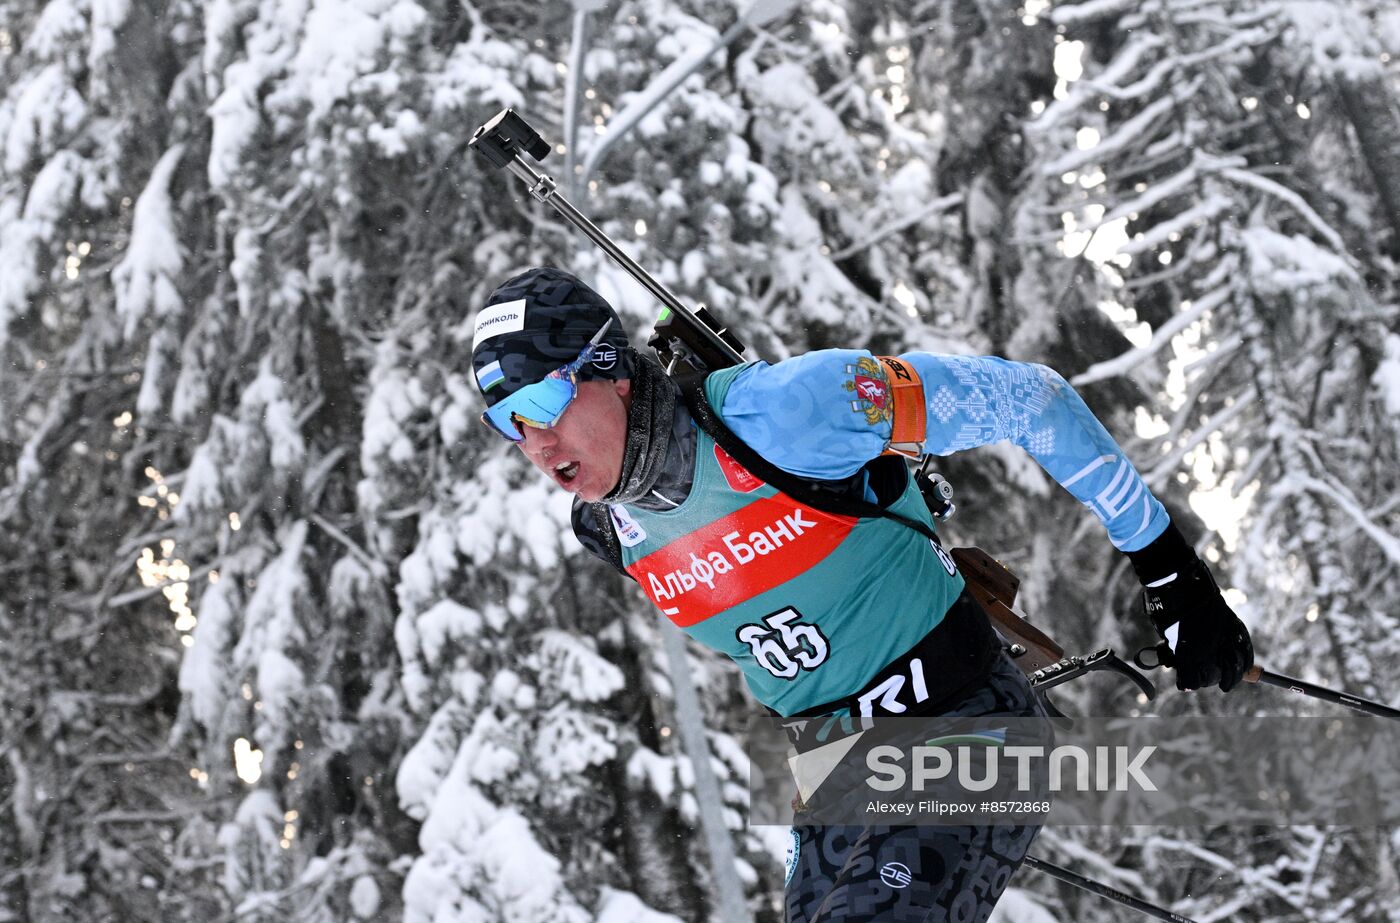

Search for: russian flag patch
xmin=477 ymin=360 xmax=504 ymax=391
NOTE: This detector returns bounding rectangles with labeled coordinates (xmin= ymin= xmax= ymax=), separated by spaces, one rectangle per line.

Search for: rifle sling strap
xmin=675 ymin=372 xmax=944 ymax=543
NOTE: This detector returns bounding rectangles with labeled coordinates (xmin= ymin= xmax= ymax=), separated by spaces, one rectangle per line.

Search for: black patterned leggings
xmin=784 ymin=654 xmax=1047 ymax=923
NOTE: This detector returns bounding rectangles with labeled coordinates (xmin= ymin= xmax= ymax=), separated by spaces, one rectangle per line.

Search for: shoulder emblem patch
xmin=843 ymin=356 xmax=892 ymax=427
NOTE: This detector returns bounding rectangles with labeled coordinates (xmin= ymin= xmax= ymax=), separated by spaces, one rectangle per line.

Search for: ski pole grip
xmin=1133 ymin=642 xmax=1174 ymax=671
xmin=1243 ymin=664 xmax=1264 ymax=684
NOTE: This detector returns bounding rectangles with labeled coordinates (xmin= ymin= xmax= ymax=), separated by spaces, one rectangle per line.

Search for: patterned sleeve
xmin=718 ymin=349 xmax=1169 ymax=552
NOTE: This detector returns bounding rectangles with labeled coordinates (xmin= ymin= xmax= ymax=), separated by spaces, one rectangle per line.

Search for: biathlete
xmin=470 ymin=267 xmax=1253 ymax=922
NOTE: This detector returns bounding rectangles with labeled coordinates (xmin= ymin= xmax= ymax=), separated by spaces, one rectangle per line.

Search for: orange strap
xmin=877 ymin=356 xmax=926 ymax=458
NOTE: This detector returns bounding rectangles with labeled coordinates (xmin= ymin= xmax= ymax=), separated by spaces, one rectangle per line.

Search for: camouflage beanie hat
xmin=470 ymin=267 xmax=634 ymax=407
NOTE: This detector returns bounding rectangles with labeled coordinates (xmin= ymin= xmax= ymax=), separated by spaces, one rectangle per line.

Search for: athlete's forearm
xmin=898 ymin=353 xmax=1168 ymax=551
xmin=717 ymin=349 xmax=1168 ymax=550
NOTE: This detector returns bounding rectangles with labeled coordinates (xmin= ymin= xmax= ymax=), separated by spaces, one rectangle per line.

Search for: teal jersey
xmin=611 ymin=367 xmax=965 ymax=717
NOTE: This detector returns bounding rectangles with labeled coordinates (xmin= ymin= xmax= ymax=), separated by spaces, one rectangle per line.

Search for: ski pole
xmin=1022 ymin=855 xmax=1198 ymax=923
xmin=1134 ymin=645 xmax=1400 ymax=719
xmin=1241 ymin=665 xmax=1400 ymax=720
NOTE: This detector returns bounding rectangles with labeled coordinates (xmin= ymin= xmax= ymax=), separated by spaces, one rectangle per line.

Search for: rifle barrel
xmin=503 ymin=157 xmax=744 ymax=366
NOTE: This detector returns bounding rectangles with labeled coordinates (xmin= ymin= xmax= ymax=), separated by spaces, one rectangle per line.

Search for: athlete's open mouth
xmin=554 ymin=460 xmax=581 ymax=484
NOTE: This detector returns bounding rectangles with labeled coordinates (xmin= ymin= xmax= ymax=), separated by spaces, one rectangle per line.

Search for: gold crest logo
xmin=843 ymin=357 xmax=893 ymax=426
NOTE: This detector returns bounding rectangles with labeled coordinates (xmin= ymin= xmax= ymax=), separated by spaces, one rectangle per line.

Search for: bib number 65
xmin=736 ymin=607 xmax=829 ymax=680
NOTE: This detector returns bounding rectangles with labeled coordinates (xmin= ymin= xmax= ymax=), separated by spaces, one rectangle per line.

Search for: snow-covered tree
xmin=1013 ymin=1 xmax=1400 ymax=918
xmin=3 ymin=0 xmax=1397 ymax=921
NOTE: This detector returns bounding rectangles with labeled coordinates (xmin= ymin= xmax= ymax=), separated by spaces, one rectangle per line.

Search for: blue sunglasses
xmin=479 ymin=321 xmax=614 ymax=442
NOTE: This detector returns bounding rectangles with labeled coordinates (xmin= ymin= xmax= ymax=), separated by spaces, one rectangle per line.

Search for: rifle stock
xmin=951 ymin=547 xmax=1064 ymax=675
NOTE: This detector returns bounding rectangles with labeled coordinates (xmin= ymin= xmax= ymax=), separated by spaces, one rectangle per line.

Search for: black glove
xmin=1124 ymin=523 xmax=1254 ymax=692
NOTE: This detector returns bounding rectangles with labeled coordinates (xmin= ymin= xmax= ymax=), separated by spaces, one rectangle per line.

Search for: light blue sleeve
xmin=718 ymin=349 xmax=1169 ymax=552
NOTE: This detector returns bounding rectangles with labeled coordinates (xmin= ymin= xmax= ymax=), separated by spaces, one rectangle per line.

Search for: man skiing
xmin=470 ymin=266 xmax=1254 ymax=922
